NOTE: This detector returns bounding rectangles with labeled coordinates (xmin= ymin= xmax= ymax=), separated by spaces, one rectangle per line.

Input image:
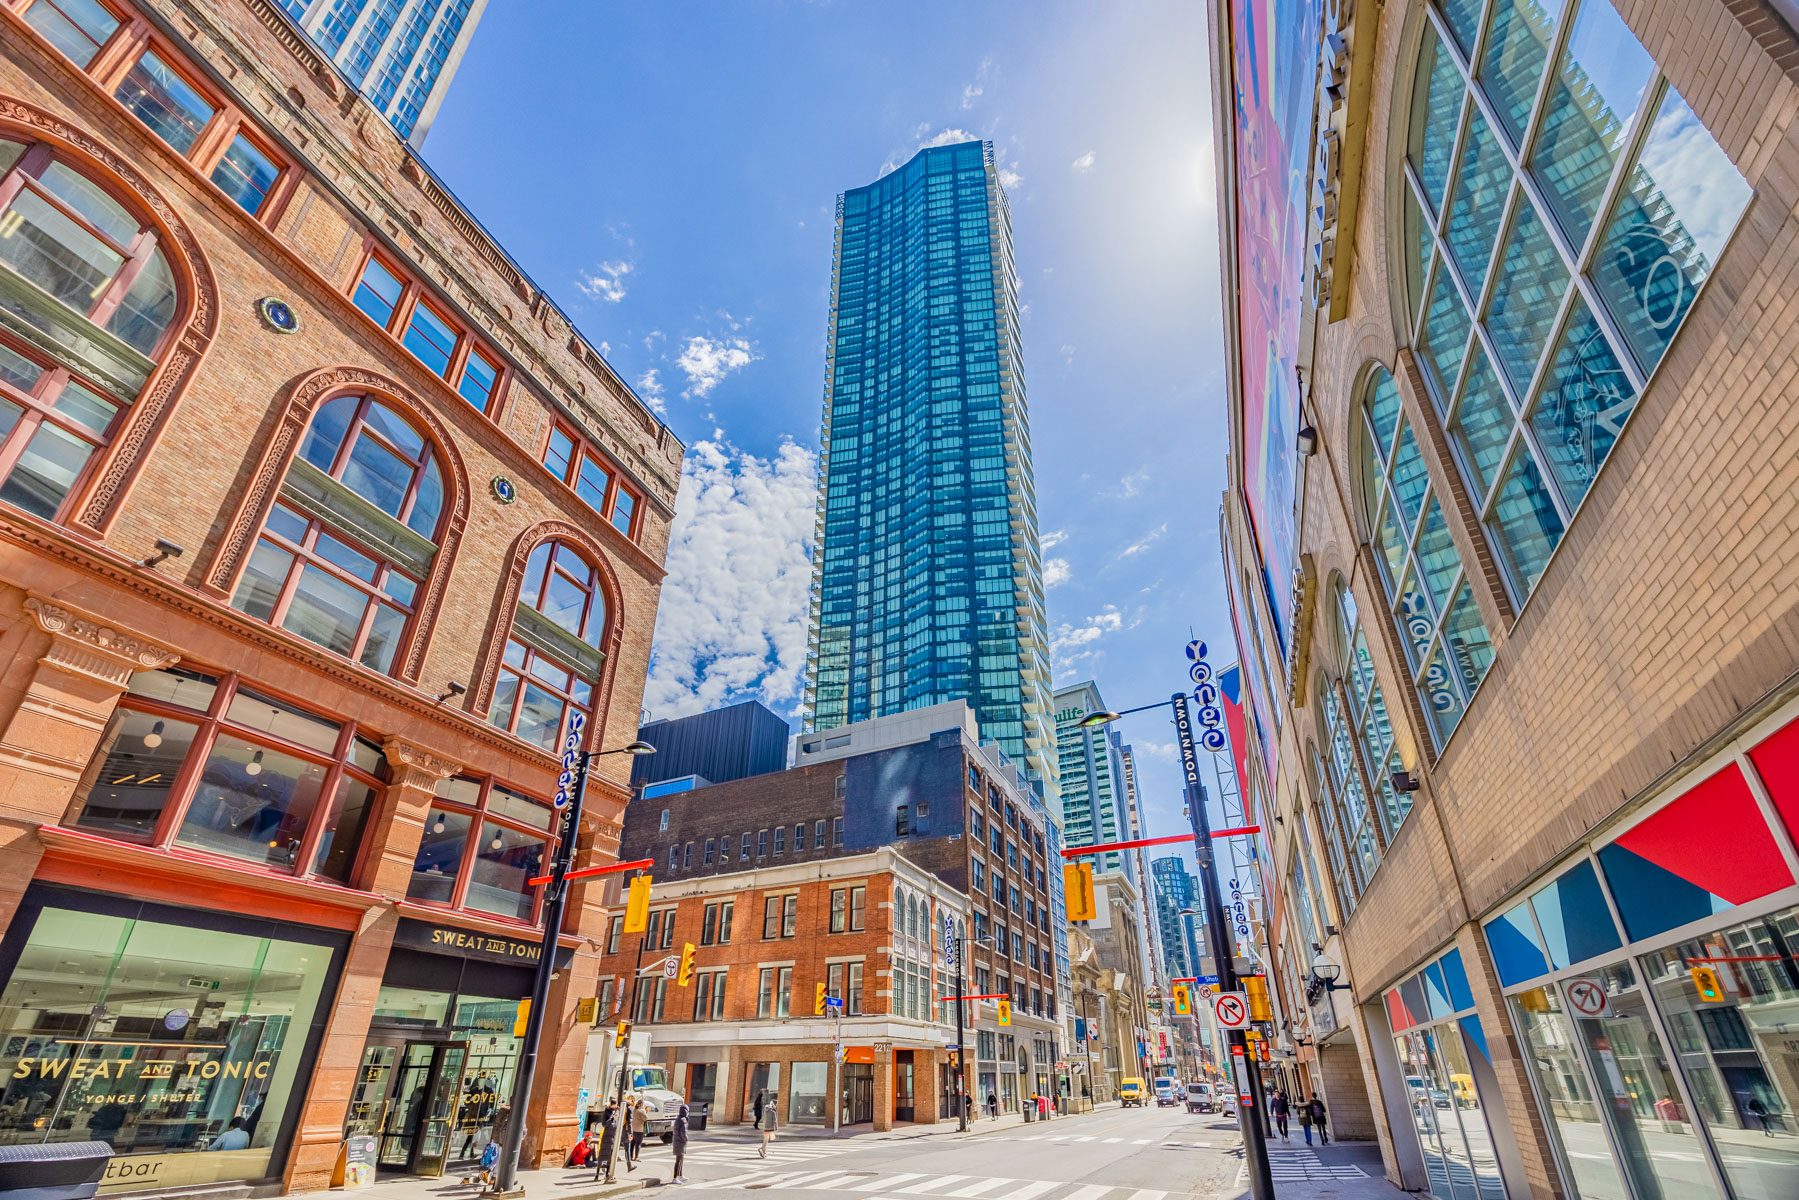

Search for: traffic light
xmin=614 ymin=1020 xmax=632 ymax=1048
xmin=815 ymin=982 xmax=828 ymax=1015
xmin=997 ymin=998 xmax=1012 ymax=1026
xmin=513 ymin=999 xmax=531 ymax=1037
xmin=1064 ymin=862 xmax=1096 ymax=922
xmin=1245 ymin=973 xmax=1272 ymax=1021
xmin=623 ymin=875 xmax=652 ymax=933
xmin=677 ymin=941 xmax=696 ymax=987
xmin=1690 ymin=965 xmax=1726 ymax=1002
xmin=1172 ymin=983 xmax=1192 ymax=1016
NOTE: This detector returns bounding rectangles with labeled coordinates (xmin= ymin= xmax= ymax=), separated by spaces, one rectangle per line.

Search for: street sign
xmin=943 ymin=913 xmax=959 ymax=965
xmin=1214 ymin=992 xmax=1250 ymax=1029
xmin=1567 ymin=978 xmax=1610 ymax=1017
xmin=662 ymin=956 xmax=678 ymax=979
xmin=553 ymin=711 xmax=586 ymax=809
xmin=826 ymin=996 xmax=844 ymax=1010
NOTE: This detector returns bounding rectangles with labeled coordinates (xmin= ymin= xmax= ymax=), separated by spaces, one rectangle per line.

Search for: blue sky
xmin=424 ymin=0 xmax=1239 ymax=874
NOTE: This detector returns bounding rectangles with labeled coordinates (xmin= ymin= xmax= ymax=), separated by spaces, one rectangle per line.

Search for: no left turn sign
xmin=1214 ymin=992 xmax=1250 ymax=1029
xmin=1566 ymin=979 xmax=1609 ymax=1018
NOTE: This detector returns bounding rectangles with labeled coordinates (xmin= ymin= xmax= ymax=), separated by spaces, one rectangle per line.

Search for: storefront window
xmin=790 ymin=1061 xmax=828 ymax=1124
xmin=0 ymin=893 xmax=340 ymax=1193
xmin=406 ymin=776 xmax=551 ymax=924
xmin=1511 ymin=984 xmax=1629 ymax=1200
xmin=71 ymin=668 xmax=383 ymax=882
xmin=1639 ymin=907 xmax=1799 ymax=1199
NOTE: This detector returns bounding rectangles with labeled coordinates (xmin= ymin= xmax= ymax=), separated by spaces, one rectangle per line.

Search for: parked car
xmin=1186 ymin=1082 xmax=1215 ymax=1113
xmin=1119 ymin=1077 xmax=1147 ymax=1107
xmin=1154 ymin=1077 xmax=1180 ymax=1107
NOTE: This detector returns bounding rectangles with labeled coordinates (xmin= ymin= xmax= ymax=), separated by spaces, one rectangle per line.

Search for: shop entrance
xmin=361 ymin=1039 xmax=467 ymax=1176
xmin=842 ymin=1064 xmax=875 ymax=1124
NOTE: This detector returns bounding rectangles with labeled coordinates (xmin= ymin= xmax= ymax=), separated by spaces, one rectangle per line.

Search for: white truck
xmin=580 ymin=1030 xmax=685 ymax=1142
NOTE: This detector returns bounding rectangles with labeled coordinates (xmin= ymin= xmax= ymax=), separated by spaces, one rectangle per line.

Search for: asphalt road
xmin=661 ymin=1103 xmax=1245 ymax=1199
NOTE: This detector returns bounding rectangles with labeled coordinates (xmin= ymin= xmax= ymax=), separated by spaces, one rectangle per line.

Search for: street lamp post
xmin=1077 ymin=695 xmax=1276 ymax=1200
xmin=494 ymin=729 xmax=654 ymax=1195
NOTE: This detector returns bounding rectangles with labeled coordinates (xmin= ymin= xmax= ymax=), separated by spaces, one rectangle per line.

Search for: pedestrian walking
xmin=626 ymin=1099 xmax=647 ymax=1169
xmin=1309 ymin=1096 xmax=1329 ymax=1145
xmin=1270 ymin=1089 xmax=1290 ymax=1139
xmin=670 ymin=1101 xmax=689 ymax=1184
xmin=755 ymin=1089 xmax=779 ymax=1156
xmin=1299 ymin=1098 xmax=1315 ymax=1145
xmin=987 ymin=1089 xmax=999 ymax=1120
xmin=592 ymin=1103 xmax=620 ymax=1182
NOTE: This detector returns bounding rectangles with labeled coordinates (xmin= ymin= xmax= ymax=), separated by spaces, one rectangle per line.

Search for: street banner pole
xmin=1174 ymin=689 xmax=1275 ymax=1200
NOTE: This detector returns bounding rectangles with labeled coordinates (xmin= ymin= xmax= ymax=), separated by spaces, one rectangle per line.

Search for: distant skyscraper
xmin=1055 ymin=681 xmax=1130 ymax=867
xmin=280 ymin=0 xmax=488 ymax=143
xmin=1151 ymin=857 xmax=1202 ymax=982
xmin=804 ymin=139 xmax=1054 ymax=801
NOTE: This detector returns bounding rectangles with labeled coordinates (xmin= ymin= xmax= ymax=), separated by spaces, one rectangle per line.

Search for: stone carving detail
xmin=382 ymin=737 xmax=460 ymax=782
xmin=23 ymin=595 xmax=180 ymax=686
xmin=0 ymin=98 xmax=220 ymax=537
xmin=205 ymin=366 xmax=471 ymax=683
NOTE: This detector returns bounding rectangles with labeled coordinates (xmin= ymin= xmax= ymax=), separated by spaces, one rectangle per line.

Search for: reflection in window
xmin=1359 ymin=370 xmax=1494 ymax=745
xmin=72 ymin=667 xmax=382 ymax=881
xmin=210 ymin=134 xmax=280 ymax=215
xmin=488 ymin=541 xmax=606 ymax=751
xmin=19 ymin=0 xmax=121 ymax=68
xmin=231 ymin=395 xmax=442 ymax=674
xmin=0 ymin=138 xmax=178 ymax=357
xmin=114 ymin=50 xmax=216 ymax=156
xmin=1510 ymin=984 xmax=1631 ymax=1199
xmin=1402 ymin=0 xmax=1750 ymax=607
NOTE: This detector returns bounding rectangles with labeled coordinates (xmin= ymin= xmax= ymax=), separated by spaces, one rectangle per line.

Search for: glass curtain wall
xmin=1484 ymin=718 xmax=1799 ymax=1200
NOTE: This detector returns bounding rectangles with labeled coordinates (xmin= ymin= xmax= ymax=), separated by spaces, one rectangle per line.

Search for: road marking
xmin=1119 ymin=1191 xmax=1167 ymax=1200
xmin=985 ymin=1182 xmax=1059 ymax=1200
xmin=804 ymin=1175 xmax=876 ymax=1189
xmin=1131 ymin=1138 xmax=1152 ymax=1144
xmin=1102 ymin=1136 xmax=1122 ymax=1142
xmin=1072 ymin=1135 xmax=1096 ymax=1142
xmin=778 ymin=1171 xmax=861 ymax=1188
xmin=1059 ymin=1186 xmax=1114 ymax=1200
xmin=696 ymin=1169 xmax=810 ymax=1190
xmin=854 ymin=1174 xmax=927 ymax=1193
xmin=943 ymin=1179 xmax=1018 ymax=1197
xmin=896 ymin=1176 xmax=971 ymax=1194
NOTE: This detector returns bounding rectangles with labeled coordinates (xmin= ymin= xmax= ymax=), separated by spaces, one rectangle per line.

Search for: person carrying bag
xmin=670 ymin=1101 xmax=689 ymax=1184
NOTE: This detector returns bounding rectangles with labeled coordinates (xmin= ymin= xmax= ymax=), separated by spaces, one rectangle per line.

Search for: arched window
xmin=0 ymin=137 xmax=179 ymax=521
xmin=231 ymin=394 xmax=445 ymax=675
xmin=1359 ymin=369 xmax=1495 ymax=745
xmin=1305 ymin=747 xmax=1356 ymax=916
xmin=1401 ymin=0 xmax=1750 ymax=603
xmin=488 ymin=539 xmax=608 ymax=751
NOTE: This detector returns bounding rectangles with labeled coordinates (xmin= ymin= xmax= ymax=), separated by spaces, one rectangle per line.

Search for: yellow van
xmin=1119 ymin=1078 xmax=1147 ymax=1107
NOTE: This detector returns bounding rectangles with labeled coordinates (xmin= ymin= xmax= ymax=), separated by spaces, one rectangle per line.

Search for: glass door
xmin=346 ymin=1044 xmax=398 ymax=1137
xmin=378 ymin=1043 xmax=437 ymax=1167
xmin=410 ymin=1042 xmax=468 ymax=1177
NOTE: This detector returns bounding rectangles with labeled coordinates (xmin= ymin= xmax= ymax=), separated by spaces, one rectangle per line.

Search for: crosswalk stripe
xmin=896 ymin=1177 xmax=971 ymax=1194
xmin=1102 ymin=1137 xmax=1122 ymax=1143
xmin=691 ymin=1169 xmax=797 ymax=1189
xmin=1119 ymin=1190 xmax=1167 ymax=1200
xmin=780 ymin=1171 xmax=859 ymax=1187
xmin=1059 ymin=1186 xmax=1113 ymax=1200
xmin=987 ymin=1183 xmax=1059 ymax=1200
xmin=804 ymin=1174 xmax=874 ymax=1189
xmin=856 ymin=1174 xmax=927 ymax=1193
xmin=1073 ymin=1135 xmax=1095 ymax=1142
xmin=943 ymin=1179 xmax=1018 ymax=1198
xmin=1131 ymin=1139 xmax=1151 ymax=1144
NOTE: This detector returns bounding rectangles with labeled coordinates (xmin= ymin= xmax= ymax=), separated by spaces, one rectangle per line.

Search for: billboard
xmin=1225 ymin=0 xmax=1321 ymax=650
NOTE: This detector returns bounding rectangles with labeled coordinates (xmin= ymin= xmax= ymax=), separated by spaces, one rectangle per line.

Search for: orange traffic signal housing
xmin=1064 ymin=862 xmax=1096 ymax=922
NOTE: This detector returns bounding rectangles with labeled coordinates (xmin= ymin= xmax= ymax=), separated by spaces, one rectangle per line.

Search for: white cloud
xmin=1044 ymin=557 xmax=1071 ymax=588
xmin=1121 ymin=522 xmax=1168 ymax=556
xmin=1118 ymin=469 xmax=1150 ymax=498
xmin=575 ymin=260 xmax=633 ymax=304
xmin=920 ymin=127 xmax=979 ymax=149
xmin=1071 ymin=150 xmax=1096 ymax=174
xmin=1041 ymin=528 xmax=1068 ymax=550
xmin=1051 ymin=606 xmax=1125 ymax=654
xmin=961 ymin=55 xmax=993 ymax=110
xmin=998 ymin=167 xmax=1023 ymax=190
xmin=1132 ymin=741 xmax=1179 ymax=763
xmin=635 ymin=368 xmax=665 ymax=415
xmin=1060 ymin=343 xmax=1076 ymax=366
xmin=644 ymin=440 xmax=818 ymax=720
xmin=675 ymin=335 xmax=758 ymax=397
xmin=961 ymin=83 xmax=984 ymax=109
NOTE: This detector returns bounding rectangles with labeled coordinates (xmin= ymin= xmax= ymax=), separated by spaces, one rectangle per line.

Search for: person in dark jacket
xmin=670 ymin=1101 xmax=689 ymax=1184
xmin=1269 ymin=1090 xmax=1290 ymax=1139
xmin=592 ymin=1103 xmax=620 ymax=1181
xmin=1309 ymin=1096 xmax=1329 ymax=1145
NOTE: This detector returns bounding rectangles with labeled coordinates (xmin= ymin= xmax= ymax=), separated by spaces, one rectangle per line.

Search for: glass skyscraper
xmin=279 ymin=0 xmax=487 ymax=144
xmin=1150 ymin=856 xmax=1202 ymax=982
xmin=804 ymin=140 xmax=1055 ymax=798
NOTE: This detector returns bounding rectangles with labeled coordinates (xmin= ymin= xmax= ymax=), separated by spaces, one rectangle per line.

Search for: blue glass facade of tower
xmin=1150 ymin=856 xmax=1201 ymax=982
xmin=805 ymin=141 xmax=1054 ymax=797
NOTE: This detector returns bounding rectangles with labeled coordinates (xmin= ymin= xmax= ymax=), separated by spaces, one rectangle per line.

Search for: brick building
xmin=0 ymin=0 xmax=680 ymax=1192
xmin=1210 ymin=0 xmax=1799 ymax=1195
xmin=602 ymin=702 xmax=1069 ymax=1125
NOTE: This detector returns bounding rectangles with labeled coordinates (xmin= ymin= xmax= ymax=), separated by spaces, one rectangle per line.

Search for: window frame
xmin=0 ymin=330 xmax=131 ymax=522
xmin=345 ymin=243 xmax=509 ymax=415
xmin=538 ymin=420 xmax=643 ymax=541
xmin=70 ymin=665 xmax=386 ymax=884
xmin=487 ymin=540 xmax=609 ymax=752
xmin=407 ymin=771 xmax=554 ymax=927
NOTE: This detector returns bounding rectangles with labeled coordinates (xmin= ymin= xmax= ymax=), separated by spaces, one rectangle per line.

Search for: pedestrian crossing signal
xmin=816 ymin=982 xmax=829 ymax=1015
xmin=623 ymin=875 xmax=652 ymax=933
xmin=1064 ymin=862 xmax=1096 ymax=922
xmin=1171 ymin=984 xmax=1192 ymax=1016
xmin=677 ymin=941 xmax=696 ymax=987
xmin=997 ymin=999 xmax=1012 ymax=1026
xmin=1690 ymin=965 xmax=1726 ymax=1002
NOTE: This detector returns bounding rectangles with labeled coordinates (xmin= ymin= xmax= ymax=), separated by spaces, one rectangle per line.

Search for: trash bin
xmin=0 ymin=1141 xmax=111 ymax=1200
xmin=1023 ymin=1103 xmax=1035 ymax=1123
xmin=689 ymin=1103 xmax=709 ymax=1132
